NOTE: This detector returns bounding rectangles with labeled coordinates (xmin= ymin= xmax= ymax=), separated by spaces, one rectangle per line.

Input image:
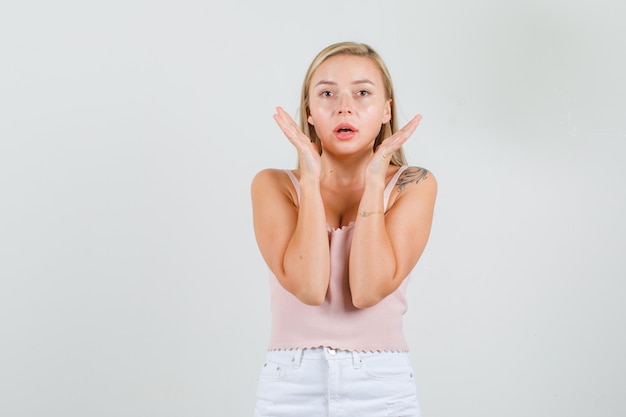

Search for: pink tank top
xmin=267 ymin=166 xmax=411 ymax=352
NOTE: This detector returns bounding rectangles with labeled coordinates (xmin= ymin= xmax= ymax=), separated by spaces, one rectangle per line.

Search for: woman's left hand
xmin=366 ymin=115 xmax=422 ymax=180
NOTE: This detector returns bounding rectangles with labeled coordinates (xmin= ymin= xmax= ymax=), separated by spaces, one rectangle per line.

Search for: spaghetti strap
xmin=383 ymin=166 xmax=409 ymax=212
xmin=283 ymin=170 xmax=301 ymax=204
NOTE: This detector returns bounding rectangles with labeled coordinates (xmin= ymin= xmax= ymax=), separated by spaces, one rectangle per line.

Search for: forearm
xmin=349 ymin=179 xmax=397 ymax=308
xmin=283 ymin=178 xmax=330 ymax=305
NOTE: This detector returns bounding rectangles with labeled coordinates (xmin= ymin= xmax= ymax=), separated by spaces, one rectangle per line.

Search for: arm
xmin=250 ymin=108 xmax=330 ymax=306
xmin=348 ymin=115 xmax=437 ymax=308
xmin=349 ymin=167 xmax=437 ymax=308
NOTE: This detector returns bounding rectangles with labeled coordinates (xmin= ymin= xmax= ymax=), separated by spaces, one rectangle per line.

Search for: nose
xmin=337 ymin=94 xmax=353 ymax=115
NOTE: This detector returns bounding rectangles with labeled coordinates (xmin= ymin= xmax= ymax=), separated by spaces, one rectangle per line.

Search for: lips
xmin=333 ymin=123 xmax=358 ymax=140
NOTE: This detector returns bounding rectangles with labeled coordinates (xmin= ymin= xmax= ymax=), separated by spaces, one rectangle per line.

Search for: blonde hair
xmin=298 ymin=41 xmax=407 ymax=166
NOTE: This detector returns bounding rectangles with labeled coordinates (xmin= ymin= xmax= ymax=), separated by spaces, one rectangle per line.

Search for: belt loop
xmin=292 ymin=349 xmax=304 ymax=369
xmin=352 ymin=351 xmax=362 ymax=369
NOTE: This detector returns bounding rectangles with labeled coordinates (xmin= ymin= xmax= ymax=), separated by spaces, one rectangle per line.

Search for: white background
xmin=1 ymin=0 xmax=625 ymax=416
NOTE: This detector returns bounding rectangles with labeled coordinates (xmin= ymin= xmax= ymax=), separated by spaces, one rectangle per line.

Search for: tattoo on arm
xmin=397 ymin=167 xmax=429 ymax=192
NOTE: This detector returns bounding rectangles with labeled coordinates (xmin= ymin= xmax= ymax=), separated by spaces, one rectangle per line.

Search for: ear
xmin=307 ymin=114 xmax=314 ymax=125
xmin=382 ymin=99 xmax=392 ymax=124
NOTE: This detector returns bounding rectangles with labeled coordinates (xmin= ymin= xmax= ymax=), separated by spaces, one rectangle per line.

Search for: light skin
xmin=251 ymin=54 xmax=437 ymax=307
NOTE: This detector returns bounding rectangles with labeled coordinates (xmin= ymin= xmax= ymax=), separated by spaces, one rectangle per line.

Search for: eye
xmin=320 ymin=90 xmax=333 ymax=97
xmin=356 ymin=90 xmax=370 ymax=97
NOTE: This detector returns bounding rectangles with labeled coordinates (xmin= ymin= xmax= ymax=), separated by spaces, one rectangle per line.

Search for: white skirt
xmin=253 ymin=347 xmax=421 ymax=417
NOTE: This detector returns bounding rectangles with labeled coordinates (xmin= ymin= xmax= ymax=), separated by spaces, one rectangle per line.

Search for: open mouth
xmin=334 ymin=123 xmax=357 ymax=134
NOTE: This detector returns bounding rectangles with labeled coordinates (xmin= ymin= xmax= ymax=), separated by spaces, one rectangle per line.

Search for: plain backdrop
xmin=1 ymin=0 xmax=625 ymax=416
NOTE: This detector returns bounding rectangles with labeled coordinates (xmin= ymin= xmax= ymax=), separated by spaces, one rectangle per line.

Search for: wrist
xmin=358 ymin=210 xmax=384 ymax=217
xmin=363 ymin=177 xmax=386 ymax=194
xmin=298 ymin=175 xmax=321 ymax=189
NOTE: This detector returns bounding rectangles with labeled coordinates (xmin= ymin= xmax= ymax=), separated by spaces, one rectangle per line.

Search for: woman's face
xmin=307 ymin=55 xmax=391 ymax=156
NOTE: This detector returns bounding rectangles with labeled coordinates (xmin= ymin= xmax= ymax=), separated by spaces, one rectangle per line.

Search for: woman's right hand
xmin=273 ymin=107 xmax=321 ymax=179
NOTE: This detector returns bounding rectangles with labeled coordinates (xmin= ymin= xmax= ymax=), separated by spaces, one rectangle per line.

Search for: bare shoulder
xmin=251 ymin=168 xmax=298 ymax=206
xmin=380 ymin=166 xmax=437 ymax=211
xmin=252 ymin=168 xmax=284 ymax=187
xmin=396 ymin=166 xmax=437 ymax=193
xmin=386 ymin=166 xmax=437 ymax=211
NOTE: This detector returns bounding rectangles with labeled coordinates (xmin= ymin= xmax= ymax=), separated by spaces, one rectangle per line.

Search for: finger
xmin=273 ymin=108 xmax=300 ymax=138
xmin=377 ymin=115 xmax=423 ymax=160
xmin=397 ymin=114 xmax=422 ymax=137
xmin=273 ymin=107 xmax=292 ymax=129
xmin=388 ymin=114 xmax=423 ymax=146
xmin=273 ymin=107 xmax=312 ymax=151
xmin=274 ymin=107 xmax=293 ymax=124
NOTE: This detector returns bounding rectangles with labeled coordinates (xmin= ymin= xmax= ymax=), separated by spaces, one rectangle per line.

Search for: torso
xmin=287 ymin=166 xmax=402 ymax=230
xmin=321 ymin=186 xmax=362 ymax=229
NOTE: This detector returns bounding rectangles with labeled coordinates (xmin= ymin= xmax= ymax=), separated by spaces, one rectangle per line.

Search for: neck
xmin=319 ymin=153 xmax=372 ymax=187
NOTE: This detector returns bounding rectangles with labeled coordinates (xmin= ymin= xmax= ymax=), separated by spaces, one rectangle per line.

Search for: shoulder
xmin=396 ymin=166 xmax=437 ymax=193
xmin=252 ymin=168 xmax=286 ymax=186
xmin=251 ymin=168 xmax=299 ymax=205
xmin=252 ymin=168 xmax=297 ymax=188
xmin=387 ymin=166 xmax=437 ymax=210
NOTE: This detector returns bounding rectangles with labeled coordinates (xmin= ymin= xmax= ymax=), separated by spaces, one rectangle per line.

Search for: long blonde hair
xmin=298 ymin=42 xmax=407 ymax=166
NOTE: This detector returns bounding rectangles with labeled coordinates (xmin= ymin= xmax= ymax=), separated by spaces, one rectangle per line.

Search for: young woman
xmin=251 ymin=41 xmax=437 ymax=417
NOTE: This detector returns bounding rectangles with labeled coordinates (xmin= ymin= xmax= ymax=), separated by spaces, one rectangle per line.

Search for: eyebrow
xmin=314 ymin=79 xmax=376 ymax=87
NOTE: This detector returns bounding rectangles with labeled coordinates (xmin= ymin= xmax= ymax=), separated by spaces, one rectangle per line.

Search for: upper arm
xmin=384 ymin=167 xmax=438 ymax=281
xmin=250 ymin=169 xmax=299 ymax=278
